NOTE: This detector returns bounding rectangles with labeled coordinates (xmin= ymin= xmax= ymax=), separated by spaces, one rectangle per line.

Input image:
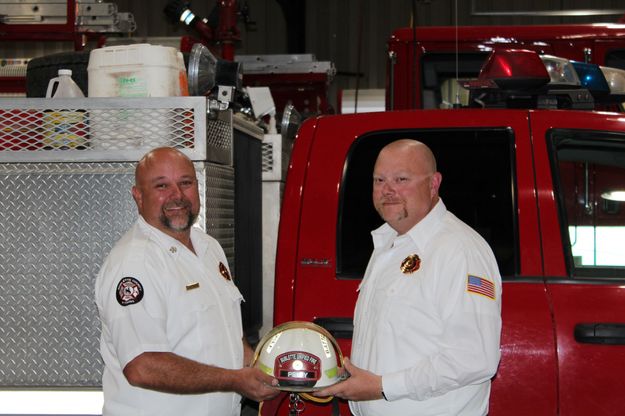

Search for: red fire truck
xmin=268 ymin=24 xmax=625 ymax=416
xmin=386 ymin=23 xmax=625 ymax=110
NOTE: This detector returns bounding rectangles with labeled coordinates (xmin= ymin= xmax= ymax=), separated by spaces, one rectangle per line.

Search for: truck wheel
xmin=26 ymin=51 xmax=90 ymax=97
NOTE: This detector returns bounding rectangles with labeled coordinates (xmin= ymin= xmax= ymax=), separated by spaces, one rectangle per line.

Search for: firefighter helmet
xmin=252 ymin=321 xmax=344 ymax=392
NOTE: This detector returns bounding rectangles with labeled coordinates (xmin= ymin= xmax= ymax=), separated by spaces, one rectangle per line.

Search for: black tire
xmin=26 ymin=51 xmax=90 ymax=97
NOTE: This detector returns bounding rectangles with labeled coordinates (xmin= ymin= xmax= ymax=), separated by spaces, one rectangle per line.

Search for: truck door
xmin=275 ymin=109 xmax=557 ymax=415
xmin=531 ymin=110 xmax=625 ymax=416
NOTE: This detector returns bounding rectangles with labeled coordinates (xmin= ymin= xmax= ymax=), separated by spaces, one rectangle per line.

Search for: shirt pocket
xmin=381 ymin=277 xmax=437 ymax=332
xmin=169 ymin=288 xmax=222 ymax=358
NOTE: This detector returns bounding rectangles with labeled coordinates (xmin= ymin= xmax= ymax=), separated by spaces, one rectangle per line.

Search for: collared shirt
xmin=350 ymin=199 xmax=502 ymax=416
xmin=95 ymin=216 xmax=244 ymax=416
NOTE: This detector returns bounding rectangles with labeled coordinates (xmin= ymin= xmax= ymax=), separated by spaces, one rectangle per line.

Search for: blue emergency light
xmin=569 ymin=61 xmax=611 ymax=95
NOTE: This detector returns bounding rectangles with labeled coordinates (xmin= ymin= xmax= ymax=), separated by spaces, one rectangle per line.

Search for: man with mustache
xmin=95 ymin=147 xmax=278 ymax=415
xmin=315 ymin=139 xmax=502 ymax=415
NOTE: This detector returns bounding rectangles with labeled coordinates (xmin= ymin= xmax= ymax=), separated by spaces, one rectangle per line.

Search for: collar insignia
xmin=400 ymin=254 xmax=421 ymax=274
xmin=219 ymin=262 xmax=232 ymax=281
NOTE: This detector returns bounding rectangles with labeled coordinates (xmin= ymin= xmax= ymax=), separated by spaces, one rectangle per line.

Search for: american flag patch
xmin=467 ymin=275 xmax=495 ymax=300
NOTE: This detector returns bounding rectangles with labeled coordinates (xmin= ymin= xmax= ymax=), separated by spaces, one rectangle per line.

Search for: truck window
xmin=337 ymin=129 xmax=517 ymax=279
xmin=605 ymin=50 xmax=625 ymax=70
xmin=550 ymin=131 xmax=625 ymax=277
xmin=421 ymin=53 xmax=488 ymax=109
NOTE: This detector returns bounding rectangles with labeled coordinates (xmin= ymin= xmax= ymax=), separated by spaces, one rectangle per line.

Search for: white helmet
xmin=253 ymin=321 xmax=344 ymax=392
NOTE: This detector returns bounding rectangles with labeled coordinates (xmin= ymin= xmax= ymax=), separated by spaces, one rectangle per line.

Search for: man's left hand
xmin=312 ymin=357 xmax=383 ymax=401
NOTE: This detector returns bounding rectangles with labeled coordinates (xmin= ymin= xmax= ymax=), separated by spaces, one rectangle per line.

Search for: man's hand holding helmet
xmin=228 ymin=366 xmax=280 ymax=402
xmin=312 ymin=357 xmax=383 ymax=401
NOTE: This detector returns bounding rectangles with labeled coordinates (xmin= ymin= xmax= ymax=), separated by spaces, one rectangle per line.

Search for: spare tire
xmin=26 ymin=51 xmax=90 ymax=97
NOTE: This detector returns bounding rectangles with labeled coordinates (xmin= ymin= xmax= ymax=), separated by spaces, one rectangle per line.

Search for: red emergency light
xmin=465 ymin=49 xmax=551 ymax=90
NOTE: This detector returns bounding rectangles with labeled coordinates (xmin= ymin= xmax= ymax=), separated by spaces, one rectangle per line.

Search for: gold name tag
xmin=186 ymin=282 xmax=200 ymax=291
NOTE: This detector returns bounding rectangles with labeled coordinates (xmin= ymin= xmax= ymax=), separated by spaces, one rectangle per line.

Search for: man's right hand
xmin=232 ymin=367 xmax=280 ymax=402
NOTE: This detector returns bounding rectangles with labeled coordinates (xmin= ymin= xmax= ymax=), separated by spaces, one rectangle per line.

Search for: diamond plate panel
xmin=0 ymin=161 xmax=234 ymax=387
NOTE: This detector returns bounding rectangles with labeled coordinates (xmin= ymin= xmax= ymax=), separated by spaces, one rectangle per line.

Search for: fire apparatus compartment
xmin=238 ymin=54 xmax=336 ymax=119
xmin=0 ymin=96 xmax=263 ymax=386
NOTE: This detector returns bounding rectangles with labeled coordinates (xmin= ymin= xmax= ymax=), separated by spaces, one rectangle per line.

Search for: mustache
xmin=163 ymin=199 xmax=192 ymax=210
xmin=379 ymin=197 xmax=402 ymax=204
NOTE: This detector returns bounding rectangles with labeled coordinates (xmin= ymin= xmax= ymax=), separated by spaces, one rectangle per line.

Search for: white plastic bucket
xmin=87 ymin=44 xmax=188 ymax=149
xmin=87 ymin=43 xmax=184 ymax=97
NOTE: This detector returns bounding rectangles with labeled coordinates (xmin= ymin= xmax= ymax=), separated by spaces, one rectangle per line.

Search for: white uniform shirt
xmin=350 ymin=200 xmax=502 ymax=416
xmin=95 ymin=216 xmax=244 ymax=416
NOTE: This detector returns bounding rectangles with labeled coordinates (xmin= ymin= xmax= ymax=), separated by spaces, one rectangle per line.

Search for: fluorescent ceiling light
xmin=601 ymin=190 xmax=625 ymax=202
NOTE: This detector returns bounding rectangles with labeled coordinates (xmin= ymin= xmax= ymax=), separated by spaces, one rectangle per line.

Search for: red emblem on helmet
xmin=275 ymin=351 xmax=321 ymax=388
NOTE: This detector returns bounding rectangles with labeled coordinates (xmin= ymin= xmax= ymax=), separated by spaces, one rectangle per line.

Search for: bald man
xmin=316 ymin=140 xmax=502 ymax=415
xmin=95 ymin=147 xmax=278 ymax=416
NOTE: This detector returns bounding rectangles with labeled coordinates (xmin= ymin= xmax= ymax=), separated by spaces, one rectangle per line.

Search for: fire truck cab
xmin=272 ymin=44 xmax=625 ymax=415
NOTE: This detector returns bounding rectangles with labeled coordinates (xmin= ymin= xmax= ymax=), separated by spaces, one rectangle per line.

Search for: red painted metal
xmin=547 ymin=283 xmax=625 ymax=416
xmin=243 ymin=72 xmax=332 ymax=117
xmin=0 ymin=77 xmax=26 ymax=94
xmin=274 ymin=117 xmax=319 ymax=326
xmin=490 ymin=282 xmax=558 ymax=416
xmin=531 ymin=110 xmax=625 ymax=415
xmin=217 ymin=0 xmax=240 ymax=61
xmin=0 ymin=0 xmax=86 ymax=47
xmin=0 ymin=0 xmax=107 ymax=95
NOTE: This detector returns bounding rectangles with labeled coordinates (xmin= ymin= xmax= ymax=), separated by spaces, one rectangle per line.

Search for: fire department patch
xmin=219 ymin=262 xmax=232 ymax=281
xmin=116 ymin=277 xmax=144 ymax=306
xmin=400 ymin=254 xmax=421 ymax=274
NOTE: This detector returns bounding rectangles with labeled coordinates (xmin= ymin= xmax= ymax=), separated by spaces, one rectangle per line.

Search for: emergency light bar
xmin=461 ymin=48 xmax=625 ymax=109
xmin=570 ymin=61 xmax=610 ymax=95
xmin=539 ymin=55 xmax=581 ymax=87
xmin=601 ymin=66 xmax=625 ymax=94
